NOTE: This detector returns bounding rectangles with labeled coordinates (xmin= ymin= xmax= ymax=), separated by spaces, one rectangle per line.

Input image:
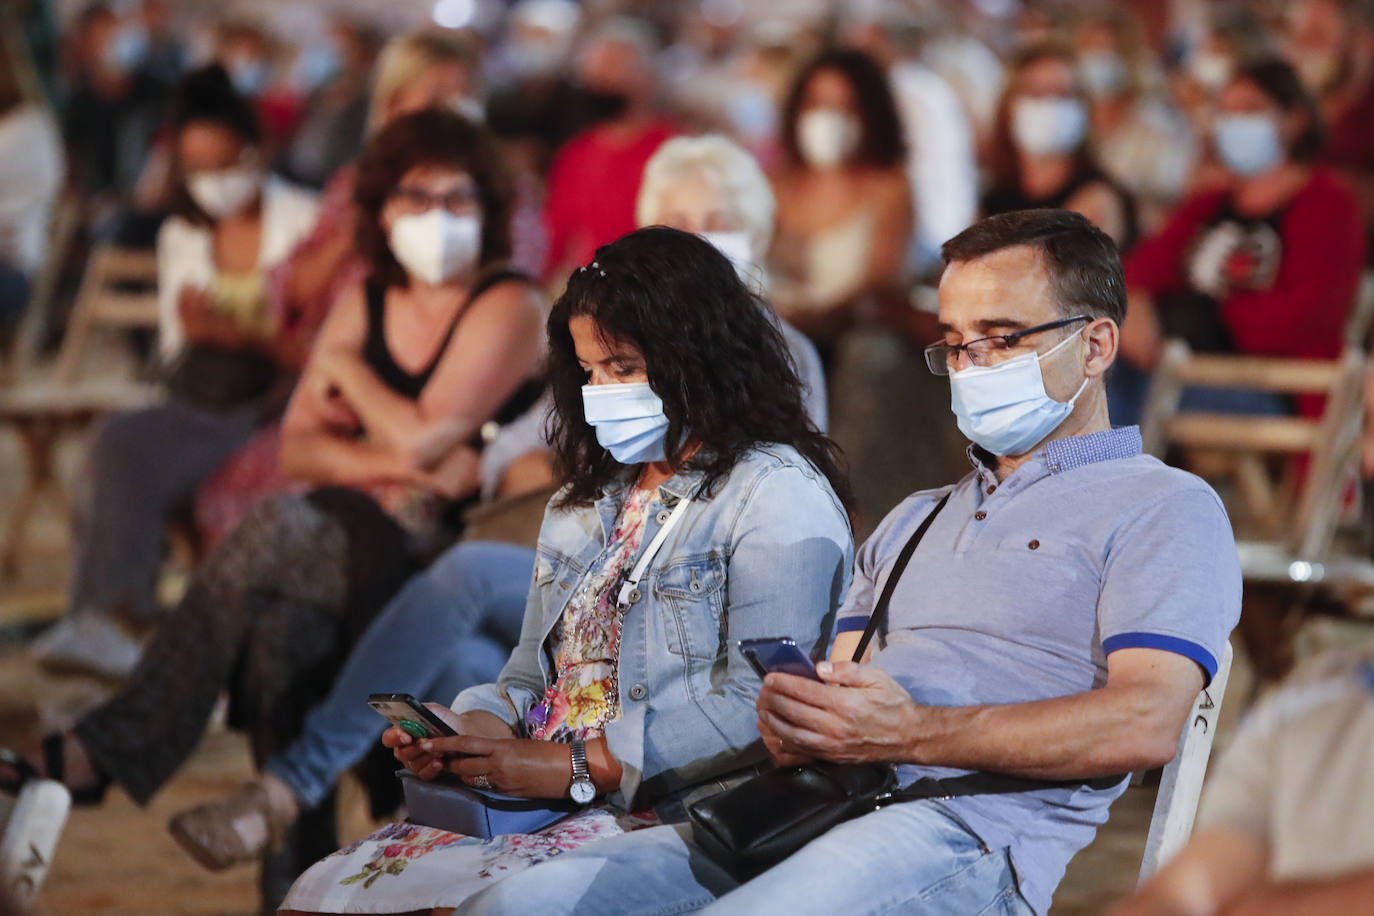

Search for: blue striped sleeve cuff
xmin=1102 ymin=632 xmax=1218 ymax=686
xmin=835 ymin=616 xmax=870 ymax=633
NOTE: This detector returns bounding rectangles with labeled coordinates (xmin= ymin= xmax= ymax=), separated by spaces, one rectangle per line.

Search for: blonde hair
xmin=636 ymin=134 xmax=776 ymax=261
xmin=368 ymin=31 xmax=478 ymax=134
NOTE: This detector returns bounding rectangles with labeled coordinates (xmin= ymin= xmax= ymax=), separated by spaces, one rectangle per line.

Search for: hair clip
xmin=579 ymin=260 xmax=606 ymax=278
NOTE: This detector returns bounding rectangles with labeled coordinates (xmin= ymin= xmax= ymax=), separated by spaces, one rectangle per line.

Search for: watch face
xmin=570 ymin=778 xmax=596 ymax=804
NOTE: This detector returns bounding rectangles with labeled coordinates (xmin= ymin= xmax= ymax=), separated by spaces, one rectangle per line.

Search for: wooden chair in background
xmin=0 ymin=245 xmax=162 ymax=578
xmin=1138 ymin=273 xmax=1374 ymax=681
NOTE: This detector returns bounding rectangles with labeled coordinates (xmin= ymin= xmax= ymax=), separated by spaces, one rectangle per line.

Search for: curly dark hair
xmin=779 ymin=48 xmax=906 ymax=170
xmin=353 ymin=108 xmax=513 ymax=288
xmin=547 ymin=226 xmax=851 ymax=510
xmin=166 ymin=65 xmax=264 ymax=224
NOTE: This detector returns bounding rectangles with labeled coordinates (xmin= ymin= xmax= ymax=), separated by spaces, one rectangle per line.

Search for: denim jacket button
xmin=628 ymin=684 xmax=648 ymax=701
xmin=657 ymin=510 xmax=671 ymax=524
xmin=628 ymin=588 xmax=642 ymax=604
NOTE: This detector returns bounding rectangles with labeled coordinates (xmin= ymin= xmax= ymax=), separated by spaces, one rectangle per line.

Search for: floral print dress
xmin=281 ymin=486 xmax=662 ymax=914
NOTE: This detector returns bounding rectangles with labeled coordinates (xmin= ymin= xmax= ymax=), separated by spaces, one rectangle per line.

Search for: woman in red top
xmin=1112 ymin=58 xmax=1366 ymax=424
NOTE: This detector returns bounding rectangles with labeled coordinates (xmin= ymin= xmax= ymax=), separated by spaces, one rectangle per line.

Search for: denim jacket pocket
xmin=535 ymin=548 xmax=580 ymax=626
xmin=654 ymin=555 xmax=727 ymax=661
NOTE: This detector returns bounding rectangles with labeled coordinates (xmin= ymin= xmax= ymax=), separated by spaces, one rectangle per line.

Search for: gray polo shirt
xmin=835 ymin=426 xmax=1240 ymax=916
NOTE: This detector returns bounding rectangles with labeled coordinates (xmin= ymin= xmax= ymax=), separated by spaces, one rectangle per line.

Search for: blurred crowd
xmin=2 ymin=0 xmax=1374 ymax=912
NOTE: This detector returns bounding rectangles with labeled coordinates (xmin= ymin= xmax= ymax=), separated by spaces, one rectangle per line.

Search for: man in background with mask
xmin=62 ymin=1 xmax=170 ymax=243
xmin=468 ymin=209 xmax=1240 ymax=916
xmin=539 ymin=17 xmax=676 ymax=283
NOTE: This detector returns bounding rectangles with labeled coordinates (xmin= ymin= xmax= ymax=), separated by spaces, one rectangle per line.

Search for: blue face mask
xmin=949 ymin=331 xmax=1089 ymax=457
xmin=582 ymin=382 xmax=671 ymax=464
xmin=1213 ymin=113 xmax=1282 ymax=177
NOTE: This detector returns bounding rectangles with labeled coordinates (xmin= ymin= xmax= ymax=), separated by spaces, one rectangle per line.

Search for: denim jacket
xmin=452 ymin=443 xmax=854 ymax=808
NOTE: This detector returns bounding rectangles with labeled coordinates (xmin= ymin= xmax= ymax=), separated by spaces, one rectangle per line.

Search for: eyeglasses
xmin=923 ymin=315 xmax=1092 ymax=376
xmin=389 ymin=184 xmax=482 ymax=216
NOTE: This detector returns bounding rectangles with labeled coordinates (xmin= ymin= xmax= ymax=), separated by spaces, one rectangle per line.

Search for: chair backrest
xmin=1137 ymin=641 xmax=1234 ymax=883
xmin=1139 ymin=340 xmax=1368 ymax=555
xmin=53 ymin=245 xmax=160 ymax=384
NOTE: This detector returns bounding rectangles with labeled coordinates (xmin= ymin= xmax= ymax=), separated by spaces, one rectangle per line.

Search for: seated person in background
xmin=1282 ymin=0 xmax=1374 ymax=235
xmin=1112 ymin=644 xmax=1374 ymax=916
xmin=1069 ymin=6 xmax=1199 ymax=230
xmin=193 ymin=29 xmax=493 ymax=549
xmin=767 ymin=47 xmax=912 ymax=355
xmin=2 ymin=108 xmax=547 ymax=904
xmin=540 ymin=17 xmax=676 ymax=283
xmin=33 ymin=65 xmax=319 ymax=678
xmin=0 ymin=41 xmax=63 ymax=335
xmin=982 ymin=43 xmax=1139 ymax=251
xmin=635 ymin=133 xmax=828 ymax=430
xmin=1112 ymin=58 xmax=1366 ymax=427
xmin=455 ymin=209 xmax=1241 ymax=916
xmin=278 ymin=226 xmax=854 ymax=914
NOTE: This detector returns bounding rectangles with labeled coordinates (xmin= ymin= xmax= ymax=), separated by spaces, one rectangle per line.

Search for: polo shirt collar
xmin=967 ymin=425 xmax=1144 ymax=483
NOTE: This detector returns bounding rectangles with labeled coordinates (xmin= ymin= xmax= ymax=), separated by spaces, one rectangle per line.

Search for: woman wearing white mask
xmin=3 ymin=109 xmax=548 ymax=907
xmin=635 ymin=134 xmax=827 ymax=430
xmin=982 ymin=44 xmax=1138 ymax=250
xmin=277 ymin=225 xmax=853 ymax=915
xmin=768 ymin=48 xmax=912 ymax=353
xmin=1114 ymin=58 xmax=1365 ymax=426
xmin=32 ymin=64 xmax=319 ymax=677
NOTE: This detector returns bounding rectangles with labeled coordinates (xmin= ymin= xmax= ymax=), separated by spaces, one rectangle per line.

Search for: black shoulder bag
xmin=687 ymin=492 xmax=1122 ymax=881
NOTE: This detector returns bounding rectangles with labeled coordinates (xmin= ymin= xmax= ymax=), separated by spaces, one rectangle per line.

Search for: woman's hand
xmin=381 ymin=705 xmax=518 ymax=780
xmin=438 ymin=736 xmax=574 ymax=799
xmin=421 ymin=445 xmax=482 ymax=500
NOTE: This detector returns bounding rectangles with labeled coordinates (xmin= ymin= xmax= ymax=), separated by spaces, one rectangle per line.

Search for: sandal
xmin=168 ymin=781 xmax=291 ymax=872
xmin=0 ymin=735 xmax=109 ymax=805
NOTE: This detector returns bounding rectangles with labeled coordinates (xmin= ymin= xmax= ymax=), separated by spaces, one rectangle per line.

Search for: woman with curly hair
xmin=278 ymin=226 xmax=854 ymax=914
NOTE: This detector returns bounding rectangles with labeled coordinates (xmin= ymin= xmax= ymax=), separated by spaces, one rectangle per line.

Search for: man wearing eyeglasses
xmin=445 ymin=209 xmax=1241 ymax=916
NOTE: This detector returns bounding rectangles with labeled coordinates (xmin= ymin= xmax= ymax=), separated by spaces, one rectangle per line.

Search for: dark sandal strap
xmin=0 ymin=748 xmax=40 ymax=795
xmin=39 ymin=733 xmax=109 ymax=806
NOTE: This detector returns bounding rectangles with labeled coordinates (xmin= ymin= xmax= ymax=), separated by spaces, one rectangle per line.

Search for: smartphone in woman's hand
xmin=367 ymin=693 xmax=459 ymax=740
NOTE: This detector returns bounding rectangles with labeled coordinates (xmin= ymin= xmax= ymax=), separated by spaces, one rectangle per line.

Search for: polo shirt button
xmin=974 ymin=511 xmax=987 ymax=521
xmin=1028 ymin=539 xmax=1040 ymax=550
xmin=986 ymin=486 xmax=995 ymax=495
xmin=628 ymin=684 xmax=648 ymax=701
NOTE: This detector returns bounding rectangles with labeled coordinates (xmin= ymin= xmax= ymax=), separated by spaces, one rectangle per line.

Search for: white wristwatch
xmin=568 ymin=739 xmax=596 ymax=805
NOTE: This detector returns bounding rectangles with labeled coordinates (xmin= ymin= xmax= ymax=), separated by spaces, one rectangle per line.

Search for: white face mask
xmin=186 ymin=166 xmax=262 ymax=220
xmin=949 ymin=330 xmax=1089 ymax=457
xmin=1078 ymin=51 xmax=1128 ymax=98
xmin=387 ymin=209 xmax=482 ymax=286
xmin=102 ymin=24 xmax=150 ymax=76
xmin=1011 ymin=97 xmax=1089 ymax=156
xmin=797 ymin=108 xmax=861 ymax=170
xmin=699 ymin=230 xmax=753 ymax=275
xmin=1212 ymin=113 xmax=1282 ymax=177
xmin=581 ymin=382 xmax=671 ymax=464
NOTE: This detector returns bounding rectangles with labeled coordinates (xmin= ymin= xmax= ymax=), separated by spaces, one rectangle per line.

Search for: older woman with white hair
xmin=636 ymin=134 xmax=828 ymax=430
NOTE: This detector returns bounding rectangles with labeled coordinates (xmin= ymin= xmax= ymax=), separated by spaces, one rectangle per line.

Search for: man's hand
xmin=757 ymin=660 xmax=922 ymax=765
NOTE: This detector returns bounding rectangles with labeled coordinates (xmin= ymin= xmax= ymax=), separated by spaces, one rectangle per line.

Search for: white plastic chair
xmin=1137 ymin=641 xmax=1235 ymax=883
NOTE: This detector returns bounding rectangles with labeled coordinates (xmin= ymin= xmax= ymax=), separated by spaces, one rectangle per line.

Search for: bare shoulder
xmin=467 ymin=274 xmax=547 ymax=327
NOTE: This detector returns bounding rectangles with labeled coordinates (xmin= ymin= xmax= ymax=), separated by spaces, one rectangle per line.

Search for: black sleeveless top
xmin=362 ymin=268 xmax=545 ymax=432
xmin=981 ymin=165 xmax=1140 ymax=252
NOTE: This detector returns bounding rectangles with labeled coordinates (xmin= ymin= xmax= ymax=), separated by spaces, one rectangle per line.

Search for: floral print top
xmin=525 ymin=485 xmax=656 ymax=743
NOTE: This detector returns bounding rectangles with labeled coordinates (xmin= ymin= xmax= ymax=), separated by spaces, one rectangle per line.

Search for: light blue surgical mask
xmin=949 ymin=331 xmax=1089 ymax=457
xmin=582 ymin=382 xmax=671 ymax=464
xmin=1213 ymin=113 xmax=1282 ymax=177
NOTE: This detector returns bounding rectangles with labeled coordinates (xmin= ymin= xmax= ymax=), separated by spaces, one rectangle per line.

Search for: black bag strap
xmin=851 ymin=492 xmax=951 ymax=663
xmin=846 ymin=489 xmax=1127 ymax=798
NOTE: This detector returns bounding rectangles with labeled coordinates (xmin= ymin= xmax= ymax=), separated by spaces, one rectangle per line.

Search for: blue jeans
xmin=454 ymin=800 xmax=1035 ymax=916
xmin=266 ymin=541 xmax=535 ymax=808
